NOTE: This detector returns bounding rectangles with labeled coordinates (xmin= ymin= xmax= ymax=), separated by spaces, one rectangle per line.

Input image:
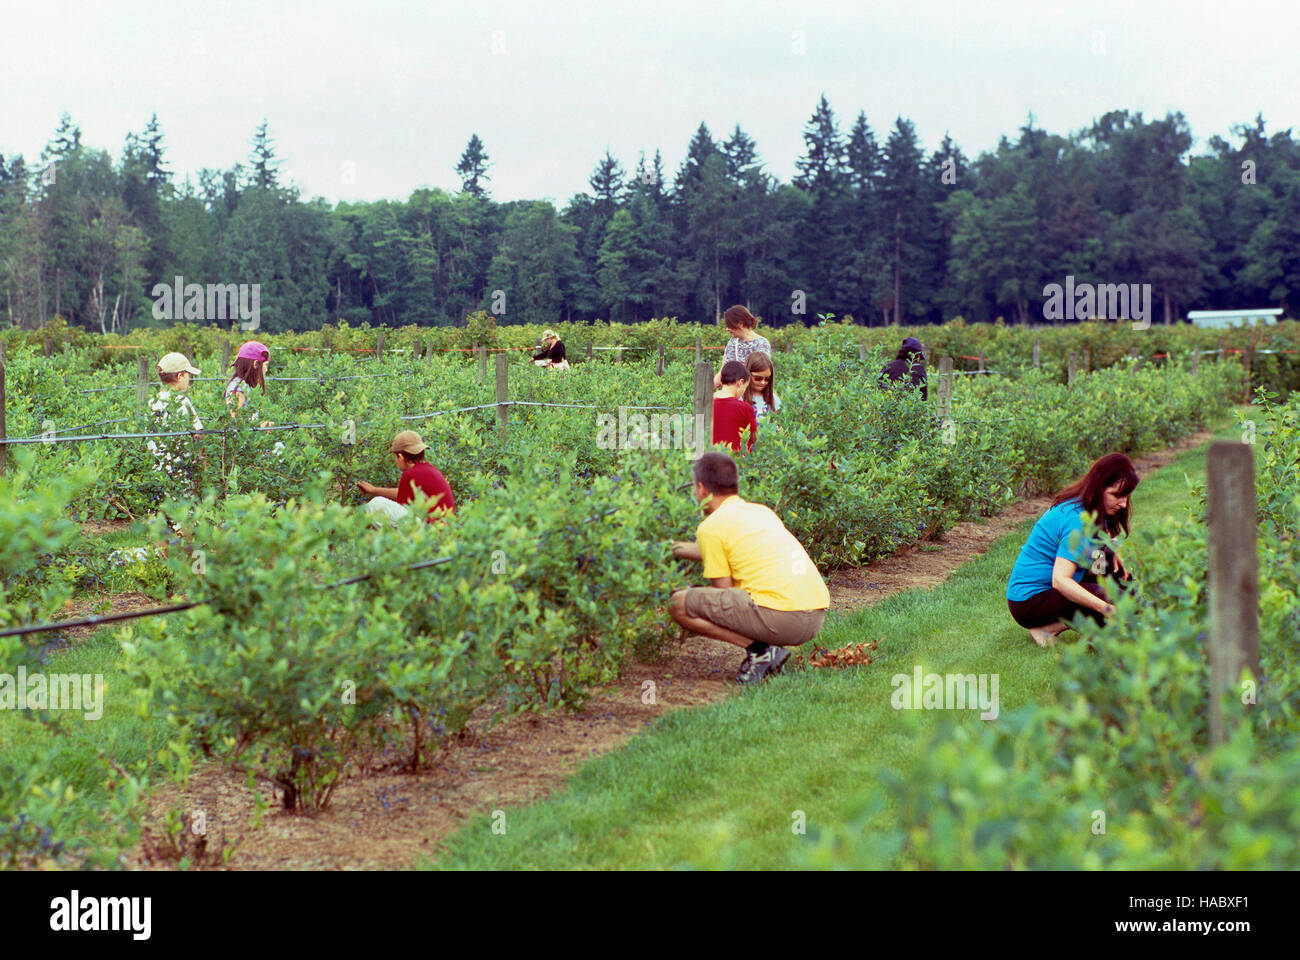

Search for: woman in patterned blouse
xmin=714 ymin=304 xmax=771 ymax=388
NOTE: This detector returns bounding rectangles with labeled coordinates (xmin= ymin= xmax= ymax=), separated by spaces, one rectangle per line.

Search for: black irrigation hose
xmin=0 ymin=401 xmax=694 ymax=445
xmin=0 ymin=489 xmax=685 ymax=639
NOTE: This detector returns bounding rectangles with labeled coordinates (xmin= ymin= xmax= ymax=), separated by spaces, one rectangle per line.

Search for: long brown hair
xmin=228 ymin=356 xmax=266 ymax=391
xmin=723 ymin=304 xmax=758 ymax=332
xmin=1053 ymin=453 xmax=1140 ymax=535
xmin=743 ymin=352 xmax=775 ymax=409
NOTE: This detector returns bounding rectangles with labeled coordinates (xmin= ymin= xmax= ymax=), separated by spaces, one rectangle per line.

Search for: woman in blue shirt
xmin=1006 ymin=453 xmax=1139 ymax=647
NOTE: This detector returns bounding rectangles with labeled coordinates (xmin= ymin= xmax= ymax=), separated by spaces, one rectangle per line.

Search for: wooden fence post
xmin=477 ymin=345 xmax=487 ymax=384
xmin=977 ymin=349 xmax=985 ymax=374
xmin=1207 ymin=442 xmax=1260 ymax=746
xmin=1033 ymin=338 xmax=1040 ymax=369
xmin=495 ymin=353 xmax=508 ymax=441
xmin=1242 ymin=341 xmax=1255 ymax=402
xmin=1129 ymin=346 xmax=1141 ymax=373
xmin=656 ymin=344 xmax=665 ymax=376
xmin=586 ymin=342 xmax=594 ymax=361
xmin=221 ymin=340 xmax=231 ymax=376
xmin=1067 ymin=352 xmax=1079 ymax=385
xmin=615 ymin=345 xmax=625 ymax=364
xmin=0 ymin=362 xmax=7 ymax=476
xmin=935 ymin=357 xmax=954 ymax=419
xmin=375 ymin=330 xmax=385 ymax=360
xmin=1217 ymin=337 xmax=1226 ymax=363
xmin=695 ymin=337 xmax=702 ymax=363
xmin=424 ymin=340 xmax=433 ymax=363
xmin=692 ymin=361 xmax=713 ymax=459
xmin=859 ymin=340 xmax=868 ymax=361
xmin=1082 ymin=346 xmax=1091 ymax=372
xmin=1191 ymin=349 xmax=1201 ymax=375
xmin=137 ymin=357 xmax=150 ymax=409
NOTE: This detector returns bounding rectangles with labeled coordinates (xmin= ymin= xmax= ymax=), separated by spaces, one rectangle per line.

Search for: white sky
xmin=4 ymin=0 xmax=1297 ymax=205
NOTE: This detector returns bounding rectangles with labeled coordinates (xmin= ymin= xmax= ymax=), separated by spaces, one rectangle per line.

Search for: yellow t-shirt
xmin=696 ymin=496 xmax=830 ymax=611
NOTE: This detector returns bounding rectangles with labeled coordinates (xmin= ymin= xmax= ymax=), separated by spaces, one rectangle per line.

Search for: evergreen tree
xmin=456 ymin=134 xmax=492 ymax=199
xmin=248 ymin=120 xmax=281 ymax=190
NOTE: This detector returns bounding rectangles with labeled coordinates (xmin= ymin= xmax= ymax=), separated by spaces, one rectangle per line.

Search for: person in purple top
xmin=1006 ymin=453 xmax=1138 ymax=647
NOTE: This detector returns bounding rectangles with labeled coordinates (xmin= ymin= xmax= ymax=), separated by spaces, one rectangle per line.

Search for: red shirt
xmin=397 ymin=462 xmax=456 ymax=522
xmin=712 ymin=396 xmax=757 ymax=453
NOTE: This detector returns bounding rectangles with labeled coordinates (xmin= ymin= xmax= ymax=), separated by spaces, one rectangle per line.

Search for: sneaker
xmin=735 ymin=645 xmax=791 ymax=684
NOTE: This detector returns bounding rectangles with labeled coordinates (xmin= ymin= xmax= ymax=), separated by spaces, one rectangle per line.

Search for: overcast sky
xmin=5 ymin=0 xmax=1297 ymax=206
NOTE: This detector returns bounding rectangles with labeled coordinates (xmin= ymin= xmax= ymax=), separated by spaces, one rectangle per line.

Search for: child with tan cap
xmin=146 ymin=352 xmax=204 ymax=500
xmin=357 ymin=430 xmax=456 ymax=524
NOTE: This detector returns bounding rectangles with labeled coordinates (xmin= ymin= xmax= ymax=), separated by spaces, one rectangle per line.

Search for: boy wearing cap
xmin=146 ymin=352 xmax=204 ymax=502
xmin=669 ymin=452 xmax=829 ymax=683
xmin=533 ymin=330 xmax=568 ymax=370
xmin=357 ymin=430 xmax=456 ymax=524
xmin=713 ymin=360 xmax=758 ymax=453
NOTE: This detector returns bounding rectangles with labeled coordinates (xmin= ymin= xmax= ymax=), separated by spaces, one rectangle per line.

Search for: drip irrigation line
xmin=0 ymin=400 xmax=692 ymax=445
xmin=1 ymin=483 xmax=685 ymax=639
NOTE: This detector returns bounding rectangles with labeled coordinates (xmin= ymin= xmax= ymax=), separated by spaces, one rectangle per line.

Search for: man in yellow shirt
xmin=669 ymin=452 xmax=830 ymax=683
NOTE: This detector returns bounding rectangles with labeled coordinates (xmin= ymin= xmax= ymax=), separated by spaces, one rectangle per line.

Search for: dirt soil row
xmin=107 ymin=430 xmax=1214 ymax=870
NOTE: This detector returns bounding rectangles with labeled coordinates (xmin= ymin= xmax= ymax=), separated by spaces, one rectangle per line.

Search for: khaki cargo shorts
xmin=682 ymin=587 xmax=825 ymax=646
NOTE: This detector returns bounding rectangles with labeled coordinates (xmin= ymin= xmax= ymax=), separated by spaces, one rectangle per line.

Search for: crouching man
xmin=669 ymin=452 xmax=830 ymax=684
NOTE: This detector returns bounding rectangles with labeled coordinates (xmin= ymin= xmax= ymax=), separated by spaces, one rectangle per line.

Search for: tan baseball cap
xmin=158 ymin=352 xmax=200 ymax=375
xmin=390 ymin=430 xmax=428 ymax=455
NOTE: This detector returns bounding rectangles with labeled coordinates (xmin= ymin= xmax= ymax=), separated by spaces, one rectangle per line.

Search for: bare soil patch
xmin=81 ymin=519 xmax=135 ymax=537
xmin=125 ymin=429 xmax=1217 ymax=870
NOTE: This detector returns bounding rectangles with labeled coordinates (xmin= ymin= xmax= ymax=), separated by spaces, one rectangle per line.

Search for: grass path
xmin=424 ymin=413 xmax=1246 ymax=870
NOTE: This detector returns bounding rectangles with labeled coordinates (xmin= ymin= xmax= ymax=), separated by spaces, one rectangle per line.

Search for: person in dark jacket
xmin=533 ymin=329 xmax=568 ymax=369
xmin=878 ymin=336 xmax=927 ymax=401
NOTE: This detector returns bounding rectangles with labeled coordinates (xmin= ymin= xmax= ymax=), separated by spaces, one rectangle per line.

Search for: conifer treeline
xmin=1 ymin=99 xmax=1297 ymax=332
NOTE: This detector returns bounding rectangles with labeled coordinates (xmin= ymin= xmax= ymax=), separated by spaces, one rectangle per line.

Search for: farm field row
xmin=0 ymin=338 xmax=1284 ymax=869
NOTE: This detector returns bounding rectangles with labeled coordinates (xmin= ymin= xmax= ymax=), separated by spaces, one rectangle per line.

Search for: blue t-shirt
xmin=1006 ymin=498 xmax=1096 ymax=601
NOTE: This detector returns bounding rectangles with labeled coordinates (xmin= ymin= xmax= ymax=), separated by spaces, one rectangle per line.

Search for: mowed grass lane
xmin=425 ymin=412 xmax=1248 ymax=870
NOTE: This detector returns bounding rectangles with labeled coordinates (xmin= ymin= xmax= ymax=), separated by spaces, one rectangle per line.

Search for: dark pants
xmin=1007 ymin=547 xmax=1132 ymax=629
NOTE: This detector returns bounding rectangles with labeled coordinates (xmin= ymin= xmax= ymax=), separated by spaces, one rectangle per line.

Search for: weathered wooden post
xmin=935 ymin=357 xmax=954 ymax=419
xmin=221 ymin=340 xmax=231 ymax=376
xmin=859 ymin=340 xmax=868 ymax=362
xmin=1191 ymin=349 xmax=1201 ymax=375
xmin=424 ymin=340 xmax=433 ymax=363
xmin=1207 ymin=442 xmax=1260 ymax=746
xmin=477 ymin=345 xmax=487 ymax=384
xmin=1033 ymin=338 xmax=1041 ymax=369
xmin=977 ymin=349 xmax=985 ymax=374
xmin=656 ymin=344 xmax=665 ymax=376
xmin=695 ymin=337 xmax=702 ymax=363
xmin=1242 ymin=341 xmax=1255 ymax=403
xmin=586 ymin=342 xmax=594 ymax=361
xmin=0 ymin=362 xmax=7 ymax=476
xmin=137 ymin=357 xmax=150 ymax=409
xmin=1217 ymin=337 xmax=1226 ymax=363
xmin=376 ymin=330 xmax=385 ymax=360
xmin=615 ymin=345 xmax=625 ymax=364
xmin=495 ymin=353 xmax=508 ymax=441
xmin=1067 ymin=352 xmax=1079 ymax=385
xmin=1129 ymin=346 xmax=1141 ymax=373
xmin=692 ymin=361 xmax=713 ymax=459
xmin=1082 ymin=346 xmax=1091 ymax=372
